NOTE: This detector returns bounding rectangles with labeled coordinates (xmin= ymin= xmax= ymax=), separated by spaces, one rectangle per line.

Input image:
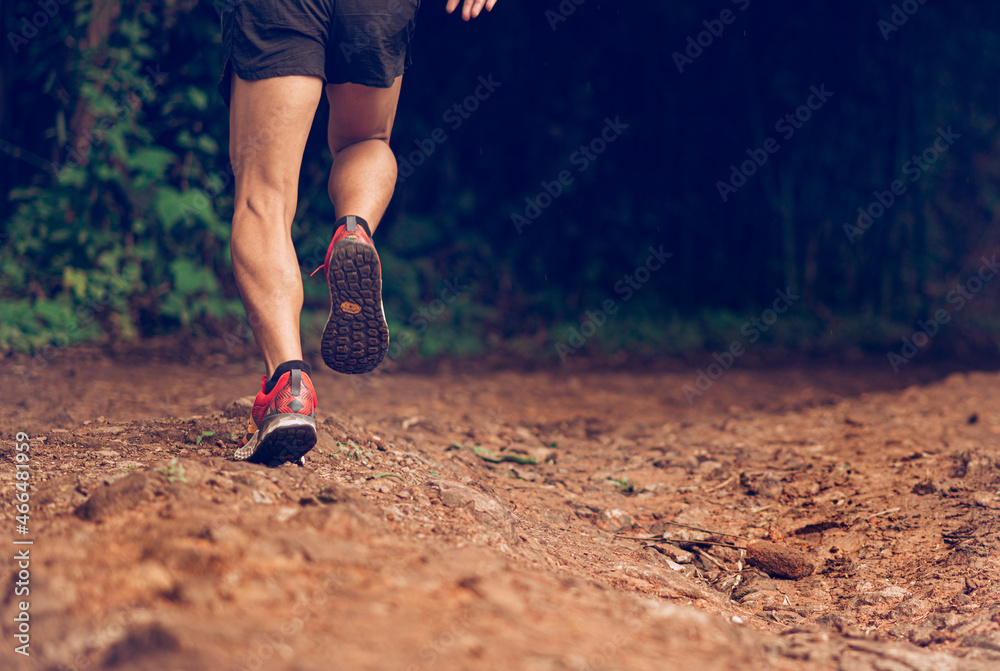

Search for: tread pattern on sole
xmin=320 ymin=240 xmax=389 ymax=375
xmin=242 ymin=415 xmax=317 ymax=468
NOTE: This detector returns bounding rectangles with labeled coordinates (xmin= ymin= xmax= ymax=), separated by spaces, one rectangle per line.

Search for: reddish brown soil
xmin=2 ymin=348 xmax=1000 ymax=670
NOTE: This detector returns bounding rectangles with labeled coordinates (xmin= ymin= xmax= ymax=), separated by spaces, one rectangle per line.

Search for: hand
xmin=445 ymin=0 xmax=497 ymax=21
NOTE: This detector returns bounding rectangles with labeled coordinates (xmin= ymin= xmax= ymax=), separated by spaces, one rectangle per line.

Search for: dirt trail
xmin=2 ymin=351 xmax=999 ymax=670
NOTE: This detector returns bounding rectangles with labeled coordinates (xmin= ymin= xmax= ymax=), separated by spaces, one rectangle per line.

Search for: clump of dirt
xmin=2 ymin=354 xmax=1000 ymax=669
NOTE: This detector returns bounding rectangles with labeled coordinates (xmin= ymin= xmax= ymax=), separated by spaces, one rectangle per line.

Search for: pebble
xmin=745 ymin=540 xmax=815 ymax=580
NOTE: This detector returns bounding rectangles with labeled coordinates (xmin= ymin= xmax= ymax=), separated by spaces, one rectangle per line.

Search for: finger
xmin=485 ymin=0 xmax=497 ymax=12
xmin=466 ymin=0 xmax=486 ymax=20
xmin=445 ymin=0 xmax=460 ymax=15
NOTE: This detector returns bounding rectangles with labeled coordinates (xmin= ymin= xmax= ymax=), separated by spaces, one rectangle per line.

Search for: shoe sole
xmin=320 ymin=239 xmax=389 ymax=375
xmin=238 ymin=414 xmax=317 ymax=467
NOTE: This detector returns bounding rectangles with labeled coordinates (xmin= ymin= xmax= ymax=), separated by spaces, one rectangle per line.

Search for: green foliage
xmin=0 ymin=0 xmax=236 ymax=351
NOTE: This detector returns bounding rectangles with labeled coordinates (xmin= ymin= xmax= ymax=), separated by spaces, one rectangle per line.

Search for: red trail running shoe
xmin=234 ymin=363 xmax=317 ymax=466
xmin=314 ymin=215 xmax=389 ymax=374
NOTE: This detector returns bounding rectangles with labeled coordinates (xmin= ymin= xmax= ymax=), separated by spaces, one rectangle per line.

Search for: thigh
xmin=325 ymin=77 xmax=403 ymax=154
xmin=229 ymin=74 xmax=324 ymax=222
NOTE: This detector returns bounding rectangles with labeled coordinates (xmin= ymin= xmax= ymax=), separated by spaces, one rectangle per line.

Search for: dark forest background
xmin=2 ymin=0 xmax=999 ymax=366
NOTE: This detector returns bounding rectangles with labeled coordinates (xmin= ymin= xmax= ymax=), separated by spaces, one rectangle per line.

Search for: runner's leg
xmin=325 ymin=76 xmax=403 ymax=232
xmin=229 ymin=74 xmax=323 ymax=375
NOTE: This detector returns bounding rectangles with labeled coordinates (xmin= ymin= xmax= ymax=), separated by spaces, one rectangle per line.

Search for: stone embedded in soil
xmin=102 ymin=623 xmax=181 ymax=668
xmin=223 ymin=396 xmax=255 ymax=419
xmin=528 ymin=446 xmax=558 ymax=463
xmin=601 ymin=508 xmax=634 ymax=532
xmin=971 ymin=491 xmax=999 ymax=508
xmin=424 ymin=479 xmax=518 ymax=545
xmin=75 ymin=471 xmax=154 ymax=522
xmin=739 ymin=472 xmax=785 ymax=498
xmin=731 ymin=571 xmax=778 ymax=602
xmin=744 ymin=540 xmax=815 ymax=580
xmin=855 ymin=584 xmax=909 ymax=606
xmin=654 ymin=543 xmax=694 ymax=564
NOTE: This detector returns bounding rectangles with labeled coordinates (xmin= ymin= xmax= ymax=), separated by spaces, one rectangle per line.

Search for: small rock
xmin=601 ymin=508 xmax=634 ymax=532
xmin=697 ymin=460 xmax=725 ymax=477
xmin=907 ymin=626 xmax=937 ymax=647
xmin=224 ymin=396 xmax=256 ymax=419
xmin=813 ymin=488 xmax=849 ymax=506
xmin=528 ymin=446 xmax=558 ymax=463
xmin=509 ymin=467 xmax=538 ymax=482
xmin=971 ymin=491 xmax=999 ymax=509
xmin=653 ymin=453 xmax=699 ymax=471
xmin=654 ymin=543 xmax=694 ymax=564
xmin=514 ymin=426 xmax=537 ymax=443
xmin=424 ymin=480 xmax=518 ymax=545
xmin=856 ymin=584 xmax=909 ymax=605
xmin=784 ymin=480 xmax=821 ymax=498
xmin=890 ymin=598 xmax=931 ymax=619
xmin=829 ymin=528 xmax=866 ymax=554
xmin=90 ymin=425 xmax=127 ymax=435
xmin=740 ymin=472 xmax=785 ymax=498
xmin=103 ymin=624 xmax=181 ymax=667
xmin=732 ymin=571 xmax=778 ymax=602
xmin=75 ymin=472 xmax=153 ymax=522
xmin=745 ymin=540 xmax=814 ymax=580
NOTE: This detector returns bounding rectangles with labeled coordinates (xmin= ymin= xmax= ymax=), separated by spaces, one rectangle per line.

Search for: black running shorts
xmin=218 ymin=0 xmax=420 ymax=105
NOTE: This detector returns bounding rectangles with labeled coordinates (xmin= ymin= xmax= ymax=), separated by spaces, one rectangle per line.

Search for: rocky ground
xmin=2 ymin=348 xmax=999 ymax=670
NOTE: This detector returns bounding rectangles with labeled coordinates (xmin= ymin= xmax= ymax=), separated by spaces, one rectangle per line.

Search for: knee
xmin=232 ymin=188 xmax=296 ymax=229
